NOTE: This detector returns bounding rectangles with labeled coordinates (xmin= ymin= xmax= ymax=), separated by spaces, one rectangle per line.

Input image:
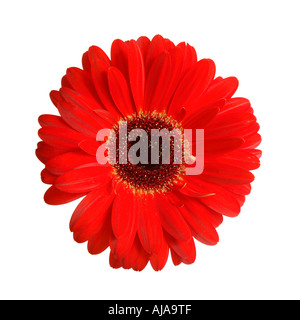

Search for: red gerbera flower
xmin=36 ymin=35 xmax=261 ymax=271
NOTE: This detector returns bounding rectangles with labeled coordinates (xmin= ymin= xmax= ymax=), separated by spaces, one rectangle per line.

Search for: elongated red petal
xmin=49 ymin=90 xmax=61 ymax=108
xmin=44 ymin=186 xmax=86 ymax=205
xmin=168 ymin=59 xmax=216 ymax=114
xmin=87 ymin=214 xmax=111 ymax=254
xmin=88 ymin=45 xmax=110 ymax=66
xmin=242 ymin=133 xmax=262 ymax=149
xmin=70 ymin=188 xmax=115 ymax=243
xmin=110 ymin=191 xmax=137 ymax=257
xmin=46 ymin=151 xmax=96 ymax=175
xmin=137 ymin=36 xmax=150 ymax=63
xmin=36 ymin=141 xmax=71 ymax=164
xmin=201 ymin=162 xmax=255 ymax=185
xmin=137 ymin=195 xmax=164 ymax=254
xmin=38 ymin=114 xmax=66 ymax=128
xmin=41 ymin=168 xmax=57 ymax=184
xmin=93 ymin=109 xmax=115 ymax=128
xmin=177 ymin=42 xmax=197 ymax=76
xmin=57 ymin=97 xmax=102 ymax=137
xmin=165 ymin=233 xmax=196 ymax=265
xmin=128 ymin=40 xmax=145 ymax=112
xmin=78 ymin=138 xmax=100 ymax=156
xmin=109 ymin=252 xmax=122 ymax=269
xmin=183 ymin=100 xmax=223 ymax=128
xmin=64 ymin=67 xmax=100 ymax=106
xmin=205 ymin=113 xmax=258 ymax=138
xmin=180 ymin=198 xmax=219 ymax=245
xmin=170 ymin=249 xmax=182 ymax=266
xmin=186 ymin=178 xmax=241 ymax=217
xmin=38 ymin=126 xmax=86 ymax=149
xmin=205 ymin=137 xmax=244 ymax=154
xmin=121 ymin=236 xmax=149 ymax=271
xmin=150 ymin=236 xmax=169 ymax=271
xmin=145 ymin=34 xmax=166 ymax=74
xmin=107 ymin=66 xmax=135 ymax=116
xmin=159 ymin=47 xmax=184 ymax=111
xmin=220 ymin=97 xmax=253 ymax=114
xmin=145 ymin=51 xmax=172 ymax=111
xmin=225 ymin=184 xmax=251 ymax=196
xmin=205 ymin=150 xmax=260 ymax=170
xmin=155 ymin=194 xmax=192 ymax=241
xmin=111 ymin=39 xmax=129 ymax=82
xmin=111 ymin=188 xmax=137 ymax=239
xmin=89 ymin=55 xmax=121 ymax=120
xmin=55 ymin=165 xmax=111 ymax=193
xmin=195 ymin=76 xmax=239 ymax=107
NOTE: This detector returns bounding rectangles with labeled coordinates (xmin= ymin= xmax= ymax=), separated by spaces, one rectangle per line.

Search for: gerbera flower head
xmin=36 ymin=35 xmax=261 ymax=271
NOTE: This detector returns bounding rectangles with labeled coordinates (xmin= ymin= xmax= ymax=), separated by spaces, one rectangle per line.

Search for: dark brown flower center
xmin=109 ymin=112 xmax=185 ymax=194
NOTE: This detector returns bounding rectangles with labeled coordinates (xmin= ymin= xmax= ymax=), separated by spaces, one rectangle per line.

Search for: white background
xmin=1 ymin=0 xmax=299 ymax=300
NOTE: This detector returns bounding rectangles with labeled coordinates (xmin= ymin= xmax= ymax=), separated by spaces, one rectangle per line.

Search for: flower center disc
xmin=109 ymin=112 xmax=185 ymax=194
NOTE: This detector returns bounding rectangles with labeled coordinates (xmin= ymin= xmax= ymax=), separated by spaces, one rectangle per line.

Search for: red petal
xmin=64 ymin=67 xmax=100 ymax=106
xmin=59 ymin=86 xmax=100 ymax=112
xmin=137 ymin=36 xmax=150 ymax=65
xmin=93 ymin=109 xmax=116 ymax=128
xmin=183 ymin=100 xmax=223 ymax=128
xmin=242 ymin=133 xmax=262 ymax=149
xmin=58 ymin=89 xmax=104 ymax=137
xmin=46 ymin=151 xmax=96 ymax=175
xmin=128 ymin=40 xmax=145 ymax=112
xmin=110 ymin=39 xmax=129 ymax=82
xmin=110 ymin=191 xmax=137 ymax=257
xmin=38 ymin=114 xmax=66 ymax=128
xmin=89 ymin=55 xmax=121 ymax=120
xmin=165 ymin=233 xmax=196 ymax=265
xmin=145 ymin=35 xmax=166 ymax=74
xmin=205 ymin=137 xmax=244 ymax=154
xmin=111 ymin=188 xmax=137 ymax=239
xmin=225 ymin=184 xmax=251 ymax=196
xmin=155 ymin=194 xmax=192 ymax=241
xmin=201 ymin=163 xmax=255 ymax=185
xmin=88 ymin=45 xmax=110 ymax=66
xmin=220 ymin=97 xmax=253 ymax=114
xmin=107 ymin=66 xmax=135 ymax=116
xmin=78 ymin=138 xmax=101 ymax=156
xmin=248 ymin=148 xmax=262 ymax=159
xmin=121 ymin=236 xmax=149 ymax=271
xmin=44 ymin=186 xmax=85 ymax=205
xmin=55 ymin=165 xmax=111 ymax=193
xmin=205 ymin=150 xmax=260 ymax=170
xmin=168 ymin=59 xmax=216 ymax=114
xmin=87 ymin=214 xmax=111 ymax=254
xmin=150 ymin=236 xmax=169 ymax=271
xmin=159 ymin=47 xmax=184 ymax=111
xmin=195 ymin=76 xmax=239 ymax=107
xmin=176 ymin=42 xmax=197 ymax=76
xmin=49 ymin=90 xmax=61 ymax=108
xmin=175 ymin=189 xmax=223 ymax=227
xmin=137 ymin=195 xmax=164 ymax=254
xmin=41 ymin=168 xmax=57 ymax=184
xmin=38 ymin=126 xmax=86 ymax=149
xmin=71 ymin=188 xmax=115 ymax=243
xmin=170 ymin=249 xmax=182 ymax=266
xmin=81 ymin=51 xmax=91 ymax=73
xmin=180 ymin=198 xmax=219 ymax=245
xmin=205 ymin=113 xmax=258 ymax=138
xmin=186 ymin=178 xmax=241 ymax=217
xmin=36 ymin=141 xmax=72 ymax=164
xmin=145 ymin=51 xmax=172 ymax=111
xmin=109 ymin=252 xmax=122 ymax=269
